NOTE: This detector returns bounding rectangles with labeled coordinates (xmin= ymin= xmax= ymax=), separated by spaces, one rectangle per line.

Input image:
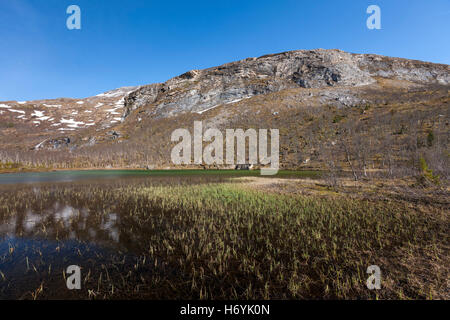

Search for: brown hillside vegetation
xmin=0 ymin=49 xmax=448 ymax=183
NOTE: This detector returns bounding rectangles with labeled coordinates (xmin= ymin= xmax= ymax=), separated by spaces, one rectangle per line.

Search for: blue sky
xmin=0 ymin=0 xmax=449 ymax=101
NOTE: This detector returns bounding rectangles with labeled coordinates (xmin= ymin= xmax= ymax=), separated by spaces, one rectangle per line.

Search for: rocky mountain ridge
xmin=0 ymin=49 xmax=448 ymax=171
xmin=123 ymin=49 xmax=449 ymax=118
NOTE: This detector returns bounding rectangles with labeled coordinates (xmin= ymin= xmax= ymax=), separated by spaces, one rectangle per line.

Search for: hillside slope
xmin=0 ymin=49 xmax=448 ymax=178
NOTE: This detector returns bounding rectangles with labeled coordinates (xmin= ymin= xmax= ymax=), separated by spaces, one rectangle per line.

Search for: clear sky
xmin=0 ymin=0 xmax=449 ymax=101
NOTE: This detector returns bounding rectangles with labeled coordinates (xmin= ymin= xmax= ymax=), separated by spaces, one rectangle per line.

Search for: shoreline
xmin=0 ymin=167 xmax=149 ymax=174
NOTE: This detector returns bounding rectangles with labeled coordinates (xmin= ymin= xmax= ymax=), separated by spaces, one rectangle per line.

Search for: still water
xmin=0 ymin=171 xmax=227 ymax=299
xmin=0 ymin=170 xmax=161 ymax=185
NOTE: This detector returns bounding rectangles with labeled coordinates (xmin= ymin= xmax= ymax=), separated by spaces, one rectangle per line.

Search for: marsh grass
xmin=0 ymin=175 xmax=448 ymax=299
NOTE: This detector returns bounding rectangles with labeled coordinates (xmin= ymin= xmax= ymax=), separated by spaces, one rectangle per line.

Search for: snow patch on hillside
xmin=96 ymin=91 xmax=123 ymax=98
xmin=8 ymin=109 xmax=25 ymax=114
xmin=60 ymin=118 xmax=85 ymax=128
xmin=32 ymin=110 xmax=44 ymax=117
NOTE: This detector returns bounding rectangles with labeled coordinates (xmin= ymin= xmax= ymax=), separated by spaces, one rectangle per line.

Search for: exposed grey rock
xmin=87 ymin=137 xmax=96 ymax=146
xmin=122 ymin=49 xmax=449 ymax=118
xmin=95 ymin=86 xmax=140 ymax=99
xmin=355 ymin=54 xmax=450 ymax=84
xmin=49 ymin=137 xmax=71 ymax=149
xmin=107 ymin=131 xmax=121 ymax=140
xmin=317 ymin=89 xmax=367 ymax=108
xmin=123 ymin=83 xmax=162 ymax=118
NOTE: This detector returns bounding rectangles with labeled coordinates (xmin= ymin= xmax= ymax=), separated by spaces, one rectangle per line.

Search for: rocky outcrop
xmin=355 ymin=54 xmax=450 ymax=84
xmin=46 ymin=137 xmax=71 ymax=149
xmin=122 ymin=49 xmax=450 ymax=118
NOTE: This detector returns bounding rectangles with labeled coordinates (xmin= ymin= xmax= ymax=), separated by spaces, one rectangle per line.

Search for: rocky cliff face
xmin=123 ymin=49 xmax=449 ymax=118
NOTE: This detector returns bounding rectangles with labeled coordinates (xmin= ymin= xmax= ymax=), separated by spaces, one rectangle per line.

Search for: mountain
xmin=124 ymin=49 xmax=448 ymax=117
xmin=0 ymin=49 xmax=448 ymax=176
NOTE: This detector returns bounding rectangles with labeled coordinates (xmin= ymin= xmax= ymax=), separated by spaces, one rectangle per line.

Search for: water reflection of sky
xmin=0 ymin=170 xmax=151 ymax=185
xmin=0 ymin=173 xmax=228 ymax=299
xmin=0 ymin=203 xmax=121 ymax=247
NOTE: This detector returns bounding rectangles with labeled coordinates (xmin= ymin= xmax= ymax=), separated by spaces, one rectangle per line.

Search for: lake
xmin=0 ymin=170 xmax=322 ymax=299
xmin=0 ymin=170 xmax=442 ymax=300
xmin=0 ymin=172 xmax=229 ymax=299
xmin=0 ymin=170 xmax=150 ymax=185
